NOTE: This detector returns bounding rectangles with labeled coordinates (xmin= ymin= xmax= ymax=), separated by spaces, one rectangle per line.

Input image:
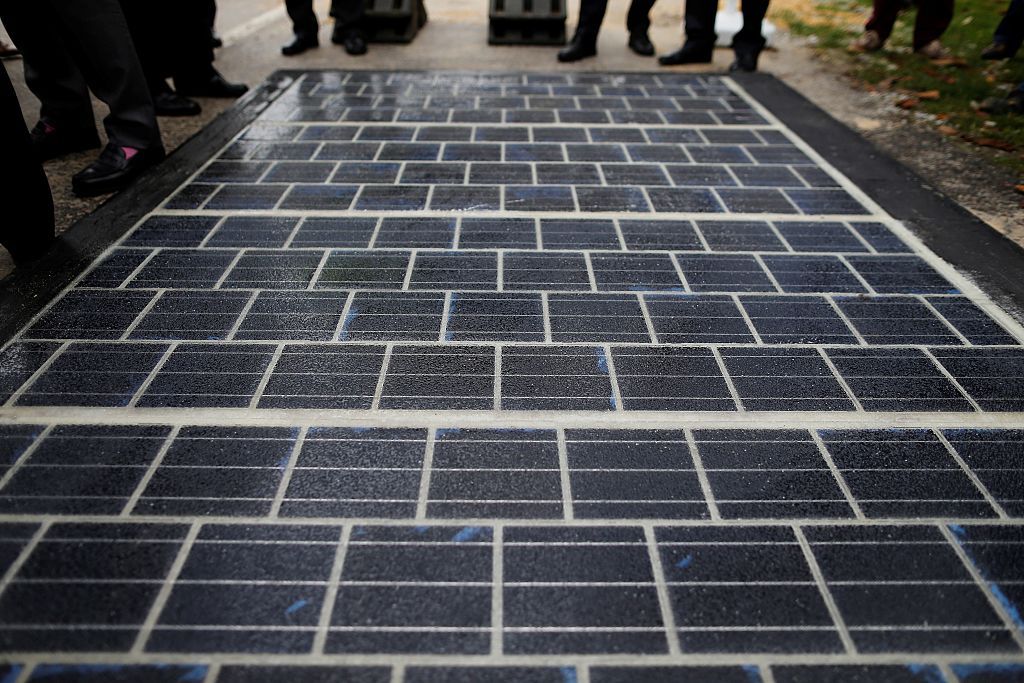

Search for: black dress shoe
xmin=628 ymin=32 xmax=655 ymax=56
xmin=154 ymin=90 xmax=202 ymax=117
xmin=981 ymin=41 xmax=1016 ymax=60
xmin=730 ymin=43 xmax=762 ymax=72
xmin=175 ymin=70 xmax=249 ymax=98
xmin=282 ymin=34 xmax=319 ymax=56
xmin=29 ymin=120 xmax=101 ymax=162
xmin=658 ymin=42 xmax=713 ymax=66
xmin=343 ymin=32 xmax=367 ymax=55
xmin=557 ymin=36 xmax=597 ymax=63
xmin=71 ymin=143 xmax=166 ymax=197
xmin=210 ymin=30 xmax=223 ymax=48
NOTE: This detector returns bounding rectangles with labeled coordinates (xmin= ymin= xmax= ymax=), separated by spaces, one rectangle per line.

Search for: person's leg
xmin=626 ymin=0 xmax=656 ymax=55
xmin=286 ymin=0 xmax=320 ymax=38
xmin=995 ymin=0 xmax=1024 ymax=52
xmin=626 ymin=0 xmax=656 ymax=35
xmin=558 ymin=0 xmax=607 ymax=61
xmin=47 ymin=0 xmax=160 ymax=151
xmin=731 ymin=0 xmax=769 ymax=71
xmin=0 ymin=1 xmax=99 ymax=143
xmin=0 ymin=62 xmax=55 ymax=264
xmin=330 ymin=0 xmax=369 ymax=55
xmin=283 ymin=0 xmax=320 ymax=54
xmin=172 ymin=0 xmax=248 ymax=97
xmin=659 ymin=0 xmax=716 ymax=64
xmin=910 ymin=0 xmax=953 ymax=51
xmin=864 ymin=0 xmax=901 ymax=45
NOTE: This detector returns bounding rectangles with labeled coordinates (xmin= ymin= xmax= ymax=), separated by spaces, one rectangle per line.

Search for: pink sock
xmin=121 ymin=146 xmax=139 ymax=160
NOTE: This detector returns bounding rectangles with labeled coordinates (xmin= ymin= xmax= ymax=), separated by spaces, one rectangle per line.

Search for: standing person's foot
xmin=981 ymin=41 xmax=1015 ymax=60
xmin=979 ymin=92 xmax=1024 ymax=115
xmin=175 ymin=70 xmax=249 ymax=98
xmin=557 ymin=35 xmax=597 ymax=62
xmin=332 ymin=27 xmax=368 ymax=55
xmin=730 ymin=43 xmax=763 ymax=72
xmin=658 ymin=43 xmax=713 ymax=66
xmin=153 ymin=90 xmax=202 ymax=117
xmin=628 ymin=32 xmax=655 ymax=56
xmin=849 ymin=29 xmax=883 ymax=52
xmin=0 ymin=40 xmax=19 ymax=59
xmin=282 ymin=34 xmax=319 ymax=56
xmin=916 ymin=39 xmax=951 ymax=60
xmin=71 ymin=143 xmax=166 ymax=197
xmin=210 ymin=30 xmax=223 ymax=48
xmin=29 ymin=120 xmax=101 ymax=161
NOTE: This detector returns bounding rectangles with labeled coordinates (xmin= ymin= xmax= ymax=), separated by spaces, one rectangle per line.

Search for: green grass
xmin=776 ymin=0 xmax=1024 ymax=177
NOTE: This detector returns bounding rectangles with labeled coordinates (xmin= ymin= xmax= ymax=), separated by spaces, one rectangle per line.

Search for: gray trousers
xmin=0 ymin=0 xmax=159 ymax=149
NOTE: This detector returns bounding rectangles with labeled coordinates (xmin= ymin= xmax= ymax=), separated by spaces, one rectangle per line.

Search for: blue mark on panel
xmin=905 ymin=664 xmax=945 ymax=683
xmin=952 ymin=663 xmax=1024 ymax=680
xmin=445 ymin=291 xmax=459 ymax=342
xmin=560 ymin=667 xmax=578 ymax=683
xmin=675 ymin=554 xmax=694 ymax=570
xmin=352 ymin=526 xmax=368 ymax=537
xmin=595 ymin=349 xmax=609 ymax=374
xmin=436 ymin=428 xmax=462 ymax=438
xmin=453 ymin=526 xmax=485 ymax=543
xmin=179 ymin=666 xmax=209 ymax=683
xmin=989 ymin=584 xmax=1024 ymax=631
xmin=285 ymin=599 xmax=309 ymax=616
xmin=0 ymin=666 xmax=20 ymax=683
xmin=946 ymin=524 xmax=1024 ymax=631
xmin=741 ymin=665 xmax=763 ymax=683
xmin=337 ymin=305 xmax=360 ymax=341
xmin=415 ymin=525 xmax=432 ymax=534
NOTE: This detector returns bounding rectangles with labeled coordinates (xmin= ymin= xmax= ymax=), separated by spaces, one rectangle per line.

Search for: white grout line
xmin=793 ymin=526 xmax=858 ymax=655
xmin=921 ymin=347 xmax=984 ymax=414
xmin=731 ymin=293 xmax=764 ymax=345
xmin=583 ymin=252 xmax=599 ymax=292
xmin=809 ymin=430 xmax=866 ymax=520
xmin=684 ymin=428 xmax=721 ymax=521
xmin=213 ymin=250 xmax=247 ymax=290
xmin=127 ymin=342 xmax=178 ymax=408
xmin=119 ymin=291 xmax=165 ymax=341
xmin=415 ymin=428 xmax=436 ymax=520
xmin=710 ymin=347 xmax=744 ymax=412
xmin=313 ymin=525 xmax=352 ymax=655
xmin=249 ymin=343 xmax=287 ymax=409
xmin=493 ymin=346 xmax=502 ymax=411
xmin=541 ymin=293 xmax=553 ymax=343
xmin=939 ymin=523 xmax=1024 ymax=653
xmin=370 ymin=344 xmax=394 ymax=411
xmin=131 ymin=522 xmax=201 ymax=653
xmin=556 ymin=429 xmax=575 ymax=521
xmin=644 ymin=525 xmax=681 ymax=656
xmin=934 ymin=430 xmax=1008 ymax=520
xmin=491 ymin=525 xmax=504 ymax=656
xmin=269 ymin=425 xmax=308 ymax=518
xmin=920 ymin=297 xmax=973 ymax=347
xmin=603 ymin=345 xmax=624 ymax=412
xmin=402 ymin=251 xmax=418 ymax=291
xmin=816 ymin=348 xmax=866 ymax=413
xmin=636 ymin=295 xmax=660 ymax=344
xmin=121 ymin=425 xmax=181 ymax=516
xmin=225 ymin=290 xmax=261 ymax=341
xmin=334 ymin=291 xmax=358 ymax=341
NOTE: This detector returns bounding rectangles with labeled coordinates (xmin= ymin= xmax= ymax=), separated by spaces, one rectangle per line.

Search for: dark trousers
xmin=865 ymin=0 xmax=954 ymax=50
xmin=0 ymin=0 xmax=158 ymax=150
xmin=0 ymin=63 xmax=54 ymax=264
xmin=120 ymin=0 xmax=218 ymax=90
xmin=684 ymin=0 xmax=770 ymax=50
xmin=995 ymin=0 xmax=1024 ymax=52
xmin=286 ymin=0 xmax=366 ymax=38
xmin=574 ymin=0 xmax=657 ymax=41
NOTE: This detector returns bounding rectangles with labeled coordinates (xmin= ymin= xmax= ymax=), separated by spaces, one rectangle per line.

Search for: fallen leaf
xmin=896 ymin=97 xmax=920 ymax=109
xmin=932 ymin=56 xmax=968 ymax=67
xmin=935 ymin=113 xmax=950 ymax=121
xmin=1015 ymin=184 xmax=1024 ymax=194
xmin=938 ymin=125 xmax=958 ymax=135
xmin=973 ymin=137 xmax=1015 ymax=151
xmin=916 ymin=89 xmax=941 ymax=100
xmin=943 ymin=76 xmax=957 ymax=85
